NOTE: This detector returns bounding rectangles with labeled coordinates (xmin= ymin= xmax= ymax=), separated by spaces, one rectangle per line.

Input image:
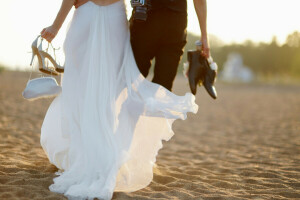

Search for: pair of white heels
xmin=30 ymin=35 xmax=64 ymax=75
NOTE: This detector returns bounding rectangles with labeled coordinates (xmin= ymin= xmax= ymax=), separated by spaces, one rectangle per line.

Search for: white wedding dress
xmin=41 ymin=1 xmax=198 ymax=199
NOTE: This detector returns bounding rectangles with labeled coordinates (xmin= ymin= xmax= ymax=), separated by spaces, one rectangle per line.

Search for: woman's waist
xmin=74 ymin=0 xmax=122 ymax=9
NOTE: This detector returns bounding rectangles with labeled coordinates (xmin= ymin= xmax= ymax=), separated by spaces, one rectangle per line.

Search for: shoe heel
xmin=38 ymin=51 xmax=59 ymax=76
xmin=30 ymin=52 xmax=35 ymax=66
xmin=30 ymin=35 xmax=41 ymax=66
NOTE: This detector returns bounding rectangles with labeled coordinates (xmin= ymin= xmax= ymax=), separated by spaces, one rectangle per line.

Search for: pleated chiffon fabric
xmin=40 ymin=1 xmax=198 ymax=199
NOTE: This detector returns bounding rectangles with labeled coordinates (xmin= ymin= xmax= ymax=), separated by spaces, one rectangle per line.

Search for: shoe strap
xmin=44 ymin=41 xmax=60 ymax=65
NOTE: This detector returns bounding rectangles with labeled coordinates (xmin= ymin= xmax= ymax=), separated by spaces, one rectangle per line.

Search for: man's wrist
xmin=201 ymin=34 xmax=208 ymax=40
xmin=195 ymin=40 xmax=202 ymax=46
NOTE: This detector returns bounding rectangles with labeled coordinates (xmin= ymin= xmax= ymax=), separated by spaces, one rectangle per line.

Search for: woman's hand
xmin=40 ymin=25 xmax=59 ymax=43
xmin=40 ymin=0 xmax=74 ymax=42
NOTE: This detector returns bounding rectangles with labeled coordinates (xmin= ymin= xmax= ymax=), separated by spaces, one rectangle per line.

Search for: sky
xmin=0 ymin=0 xmax=299 ymax=70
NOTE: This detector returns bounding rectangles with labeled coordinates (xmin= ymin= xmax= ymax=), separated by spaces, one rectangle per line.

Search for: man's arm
xmin=41 ymin=0 xmax=75 ymax=42
xmin=193 ymin=0 xmax=210 ymax=58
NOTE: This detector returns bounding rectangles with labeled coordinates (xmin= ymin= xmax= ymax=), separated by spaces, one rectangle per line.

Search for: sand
xmin=0 ymin=70 xmax=299 ymax=200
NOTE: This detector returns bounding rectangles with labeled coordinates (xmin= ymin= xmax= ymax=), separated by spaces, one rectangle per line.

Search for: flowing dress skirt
xmin=41 ymin=1 xmax=198 ymax=199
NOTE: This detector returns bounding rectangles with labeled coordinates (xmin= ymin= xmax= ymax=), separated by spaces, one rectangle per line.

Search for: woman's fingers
xmin=40 ymin=26 xmax=58 ymax=42
xmin=42 ymin=33 xmax=51 ymax=42
xmin=45 ymin=34 xmax=54 ymax=42
xmin=40 ymin=28 xmax=46 ymax=35
xmin=41 ymin=31 xmax=46 ymax=38
xmin=47 ymin=35 xmax=54 ymax=43
xmin=41 ymin=29 xmax=54 ymax=42
xmin=41 ymin=31 xmax=48 ymax=40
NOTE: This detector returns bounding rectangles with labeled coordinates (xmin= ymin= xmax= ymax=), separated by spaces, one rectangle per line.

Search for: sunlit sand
xmin=0 ymin=71 xmax=299 ymax=199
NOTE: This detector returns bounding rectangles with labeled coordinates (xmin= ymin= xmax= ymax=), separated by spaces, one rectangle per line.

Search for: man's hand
xmin=201 ymin=36 xmax=210 ymax=58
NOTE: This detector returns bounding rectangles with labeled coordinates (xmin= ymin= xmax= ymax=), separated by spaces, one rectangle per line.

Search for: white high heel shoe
xmin=39 ymin=42 xmax=64 ymax=73
xmin=30 ymin=35 xmax=60 ymax=75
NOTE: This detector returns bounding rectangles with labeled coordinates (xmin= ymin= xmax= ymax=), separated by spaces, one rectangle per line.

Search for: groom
xmin=130 ymin=0 xmax=210 ymax=91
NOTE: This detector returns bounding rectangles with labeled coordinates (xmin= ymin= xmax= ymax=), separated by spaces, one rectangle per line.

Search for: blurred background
xmin=0 ymin=0 xmax=300 ymax=83
xmin=0 ymin=1 xmax=299 ymax=199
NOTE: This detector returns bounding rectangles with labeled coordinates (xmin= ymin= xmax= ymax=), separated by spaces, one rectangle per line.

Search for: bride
xmin=40 ymin=0 xmax=198 ymax=199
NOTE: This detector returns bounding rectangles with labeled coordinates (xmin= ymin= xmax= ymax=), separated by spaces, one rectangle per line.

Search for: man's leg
xmin=152 ymin=11 xmax=187 ymax=91
xmin=129 ymin=13 xmax=160 ymax=78
xmin=152 ymin=42 xmax=186 ymax=90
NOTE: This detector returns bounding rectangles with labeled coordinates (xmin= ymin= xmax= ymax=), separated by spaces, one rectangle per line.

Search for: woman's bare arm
xmin=41 ymin=0 xmax=75 ymax=42
xmin=193 ymin=0 xmax=210 ymax=58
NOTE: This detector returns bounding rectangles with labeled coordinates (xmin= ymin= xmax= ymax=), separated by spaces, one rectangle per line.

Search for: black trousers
xmin=130 ymin=8 xmax=187 ymax=91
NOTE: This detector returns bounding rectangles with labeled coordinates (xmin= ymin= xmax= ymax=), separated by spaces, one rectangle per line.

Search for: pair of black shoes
xmin=187 ymin=50 xmax=218 ymax=99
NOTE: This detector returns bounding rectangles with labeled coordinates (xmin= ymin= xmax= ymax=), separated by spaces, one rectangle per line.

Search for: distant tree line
xmin=180 ymin=31 xmax=300 ymax=80
xmin=0 ymin=64 xmax=5 ymax=74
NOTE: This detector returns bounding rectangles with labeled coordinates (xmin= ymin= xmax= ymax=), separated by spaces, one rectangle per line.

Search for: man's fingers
xmin=201 ymin=48 xmax=210 ymax=58
xmin=201 ymin=52 xmax=208 ymax=58
xmin=201 ymin=43 xmax=210 ymax=58
xmin=205 ymin=49 xmax=210 ymax=58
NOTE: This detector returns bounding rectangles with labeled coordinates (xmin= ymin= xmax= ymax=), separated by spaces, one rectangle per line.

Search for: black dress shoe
xmin=187 ymin=50 xmax=218 ymax=99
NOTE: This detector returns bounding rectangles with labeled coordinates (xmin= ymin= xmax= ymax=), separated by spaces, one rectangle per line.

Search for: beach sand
xmin=0 ymin=70 xmax=299 ymax=200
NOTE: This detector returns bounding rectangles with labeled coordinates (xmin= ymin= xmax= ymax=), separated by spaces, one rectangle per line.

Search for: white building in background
xmin=220 ymin=52 xmax=254 ymax=82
